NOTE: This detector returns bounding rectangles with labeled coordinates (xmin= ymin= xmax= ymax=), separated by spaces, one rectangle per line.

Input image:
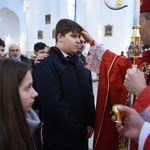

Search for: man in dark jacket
xmin=34 ymin=18 xmax=95 ymax=150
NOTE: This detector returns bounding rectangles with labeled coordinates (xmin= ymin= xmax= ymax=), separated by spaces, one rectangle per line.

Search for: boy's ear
xmin=34 ymin=51 xmax=37 ymax=55
xmin=57 ymin=33 xmax=63 ymax=42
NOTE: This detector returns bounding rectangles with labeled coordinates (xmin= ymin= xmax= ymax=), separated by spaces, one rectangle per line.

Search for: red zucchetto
xmin=140 ymin=0 xmax=150 ymax=12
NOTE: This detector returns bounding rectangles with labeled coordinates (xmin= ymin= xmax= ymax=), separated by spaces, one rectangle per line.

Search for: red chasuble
xmin=94 ymin=50 xmax=131 ymax=150
xmin=93 ymin=50 xmax=149 ymax=150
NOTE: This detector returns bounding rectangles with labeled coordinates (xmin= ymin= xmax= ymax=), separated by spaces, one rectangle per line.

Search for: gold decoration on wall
xmin=116 ymin=0 xmax=123 ymax=7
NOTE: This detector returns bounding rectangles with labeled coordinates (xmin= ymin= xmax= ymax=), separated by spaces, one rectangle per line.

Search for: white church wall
xmin=100 ymin=0 xmax=135 ymax=55
xmin=0 ymin=0 xmax=24 ymax=52
xmin=0 ymin=0 xmax=136 ymax=57
xmin=76 ymin=0 xmax=135 ymax=56
xmin=25 ymin=0 xmax=67 ymax=56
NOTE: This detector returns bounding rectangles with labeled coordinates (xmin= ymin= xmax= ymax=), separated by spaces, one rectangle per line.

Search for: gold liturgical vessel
xmin=112 ymin=104 xmax=126 ymax=123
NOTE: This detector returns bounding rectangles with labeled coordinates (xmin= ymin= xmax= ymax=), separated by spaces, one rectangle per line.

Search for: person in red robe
xmin=80 ymin=0 xmax=150 ymax=149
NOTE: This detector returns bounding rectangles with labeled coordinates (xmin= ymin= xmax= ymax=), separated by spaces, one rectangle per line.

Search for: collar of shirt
xmin=60 ymin=50 xmax=73 ymax=58
xmin=60 ymin=50 xmax=70 ymax=58
xmin=18 ymin=57 xmax=21 ymax=61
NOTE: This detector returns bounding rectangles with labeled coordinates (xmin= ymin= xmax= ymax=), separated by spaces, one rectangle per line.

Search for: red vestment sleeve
xmin=133 ymin=86 xmax=150 ymax=113
xmin=144 ymin=134 xmax=150 ymax=150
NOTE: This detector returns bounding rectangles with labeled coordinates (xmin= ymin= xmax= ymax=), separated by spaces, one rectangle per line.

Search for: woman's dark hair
xmin=0 ymin=58 xmax=35 ymax=150
xmin=55 ymin=18 xmax=82 ymax=43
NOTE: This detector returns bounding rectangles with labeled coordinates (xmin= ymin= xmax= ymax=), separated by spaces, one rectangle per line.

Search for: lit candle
xmin=134 ymin=0 xmax=140 ymax=26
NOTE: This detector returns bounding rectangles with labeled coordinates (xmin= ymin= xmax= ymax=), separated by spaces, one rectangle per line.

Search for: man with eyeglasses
xmin=8 ymin=43 xmax=32 ymax=64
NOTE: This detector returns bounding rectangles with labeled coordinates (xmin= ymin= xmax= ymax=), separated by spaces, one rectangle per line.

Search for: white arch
xmin=0 ymin=7 xmax=20 ymax=52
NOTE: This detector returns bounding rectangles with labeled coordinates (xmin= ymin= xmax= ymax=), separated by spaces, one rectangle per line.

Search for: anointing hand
xmin=78 ymin=24 xmax=94 ymax=44
xmin=34 ymin=53 xmax=49 ymax=65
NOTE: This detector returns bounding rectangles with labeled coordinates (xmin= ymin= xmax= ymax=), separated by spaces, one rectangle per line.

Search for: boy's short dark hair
xmin=0 ymin=38 xmax=5 ymax=47
xmin=55 ymin=19 xmax=82 ymax=43
xmin=34 ymin=42 xmax=47 ymax=52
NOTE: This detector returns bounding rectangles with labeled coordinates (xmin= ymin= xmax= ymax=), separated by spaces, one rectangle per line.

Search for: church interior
xmin=0 ymin=0 xmax=139 ymax=149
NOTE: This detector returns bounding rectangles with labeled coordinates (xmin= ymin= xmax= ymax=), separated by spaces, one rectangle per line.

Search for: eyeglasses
xmin=10 ymin=49 xmax=20 ymax=52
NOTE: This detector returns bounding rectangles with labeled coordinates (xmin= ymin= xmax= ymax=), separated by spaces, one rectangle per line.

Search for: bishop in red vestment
xmin=81 ymin=0 xmax=150 ymax=149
